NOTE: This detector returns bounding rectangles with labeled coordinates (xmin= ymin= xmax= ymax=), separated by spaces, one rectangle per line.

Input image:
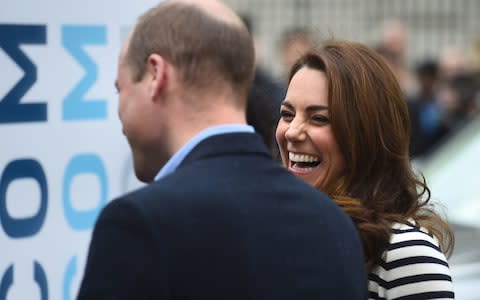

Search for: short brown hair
xmin=290 ymin=40 xmax=453 ymax=271
xmin=126 ymin=1 xmax=255 ymax=99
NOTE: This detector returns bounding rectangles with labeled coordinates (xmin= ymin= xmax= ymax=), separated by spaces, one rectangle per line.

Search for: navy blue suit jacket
xmin=77 ymin=133 xmax=367 ymax=299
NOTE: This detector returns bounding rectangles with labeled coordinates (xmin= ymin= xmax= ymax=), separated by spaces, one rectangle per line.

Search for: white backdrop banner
xmin=0 ymin=1 xmax=161 ymax=299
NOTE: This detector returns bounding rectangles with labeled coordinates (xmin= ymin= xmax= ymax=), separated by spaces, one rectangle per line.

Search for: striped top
xmin=368 ymin=223 xmax=454 ymax=299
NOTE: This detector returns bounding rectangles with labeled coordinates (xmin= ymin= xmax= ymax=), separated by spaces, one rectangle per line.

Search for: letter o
xmin=0 ymin=159 xmax=48 ymax=238
xmin=63 ymin=154 xmax=107 ymax=230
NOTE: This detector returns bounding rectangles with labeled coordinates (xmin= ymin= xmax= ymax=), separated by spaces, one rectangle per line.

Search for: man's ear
xmin=146 ymin=53 xmax=167 ymax=99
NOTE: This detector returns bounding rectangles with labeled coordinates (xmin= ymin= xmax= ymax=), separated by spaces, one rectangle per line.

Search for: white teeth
xmin=289 ymin=152 xmax=320 ymax=163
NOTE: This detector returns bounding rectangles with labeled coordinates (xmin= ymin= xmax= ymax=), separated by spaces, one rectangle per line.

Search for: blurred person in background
xmin=279 ymin=27 xmax=315 ymax=84
xmin=470 ymin=33 xmax=480 ymax=69
xmin=439 ymin=46 xmax=468 ymax=79
xmin=77 ymin=0 xmax=368 ymax=299
xmin=247 ymin=70 xmax=284 ymax=157
xmin=429 ymin=46 xmax=480 ymax=148
xmin=242 ymin=14 xmax=284 ymax=155
xmin=408 ymin=45 xmax=479 ymax=158
xmin=276 ymin=40 xmax=455 ymax=299
xmin=407 ymin=60 xmax=447 ymax=158
xmin=408 ymin=56 xmax=480 ymax=158
xmin=436 ymin=71 xmax=480 ymax=133
xmin=376 ymin=20 xmax=418 ymax=98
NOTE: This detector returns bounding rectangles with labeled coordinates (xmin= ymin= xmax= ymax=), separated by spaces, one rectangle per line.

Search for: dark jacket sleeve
xmin=77 ymin=198 xmax=169 ymax=300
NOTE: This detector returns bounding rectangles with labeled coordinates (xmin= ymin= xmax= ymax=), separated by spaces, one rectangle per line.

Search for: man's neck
xmin=168 ymin=108 xmax=247 ymax=155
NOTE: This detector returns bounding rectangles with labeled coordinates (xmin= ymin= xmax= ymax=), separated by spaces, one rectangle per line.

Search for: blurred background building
xmin=225 ymin=0 xmax=480 ymax=79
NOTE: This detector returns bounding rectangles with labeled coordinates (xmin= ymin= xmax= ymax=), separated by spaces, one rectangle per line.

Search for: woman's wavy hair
xmin=289 ymin=40 xmax=454 ymax=272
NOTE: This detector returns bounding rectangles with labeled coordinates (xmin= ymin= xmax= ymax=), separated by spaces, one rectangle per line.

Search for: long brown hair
xmin=289 ymin=40 xmax=454 ymax=272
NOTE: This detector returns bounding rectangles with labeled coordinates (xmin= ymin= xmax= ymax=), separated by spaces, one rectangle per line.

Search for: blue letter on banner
xmin=0 ymin=159 xmax=48 ymax=238
xmin=0 ymin=262 xmax=48 ymax=300
xmin=63 ymin=154 xmax=108 ymax=230
xmin=0 ymin=24 xmax=47 ymax=123
xmin=61 ymin=25 xmax=107 ymax=121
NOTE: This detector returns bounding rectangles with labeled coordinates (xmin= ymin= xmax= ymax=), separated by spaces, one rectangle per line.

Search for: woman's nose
xmin=285 ymin=120 xmax=306 ymax=142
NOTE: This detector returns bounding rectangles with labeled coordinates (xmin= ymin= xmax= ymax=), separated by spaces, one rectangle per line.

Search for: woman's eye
xmin=280 ymin=110 xmax=294 ymax=121
xmin=312 ymin=115 xmax=330 ymax=124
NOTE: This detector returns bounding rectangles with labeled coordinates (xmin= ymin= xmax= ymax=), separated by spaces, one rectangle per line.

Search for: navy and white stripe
xmin=368 ymin=223 xmax=454 ymax=299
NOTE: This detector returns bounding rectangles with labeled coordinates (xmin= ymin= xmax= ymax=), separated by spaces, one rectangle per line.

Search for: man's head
xmin=116 ymin=0 xmax=255 ymax=182
xmin=126 ymin=0 xmax=254 ymax=99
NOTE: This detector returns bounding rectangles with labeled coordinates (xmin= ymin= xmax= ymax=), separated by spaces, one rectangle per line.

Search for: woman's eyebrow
xmin=306 ymin=105 xmax=328 ymax=112
xmin=280 ymin=100 xmax=293 ymax=109
xmin=281 ymin=100 xmax=328 ymax=111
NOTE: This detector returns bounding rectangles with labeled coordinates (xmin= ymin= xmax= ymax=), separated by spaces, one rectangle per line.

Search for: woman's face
xmin=276 ymin=67 xmax=345 ymax=189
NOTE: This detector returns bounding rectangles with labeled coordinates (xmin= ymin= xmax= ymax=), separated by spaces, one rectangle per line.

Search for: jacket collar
xmin=178 ymin=132 xmax=271 ymax=168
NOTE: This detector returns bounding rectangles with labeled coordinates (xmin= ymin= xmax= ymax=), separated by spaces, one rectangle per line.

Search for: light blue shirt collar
xmin=154 ymin=124 xmax=255 ymax=181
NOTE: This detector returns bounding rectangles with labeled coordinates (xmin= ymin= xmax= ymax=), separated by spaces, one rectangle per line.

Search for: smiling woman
xmin=276 ymin=40 xmax=455 ymax=300
xmin=276 ymin=68 xmax=345 ymax=189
